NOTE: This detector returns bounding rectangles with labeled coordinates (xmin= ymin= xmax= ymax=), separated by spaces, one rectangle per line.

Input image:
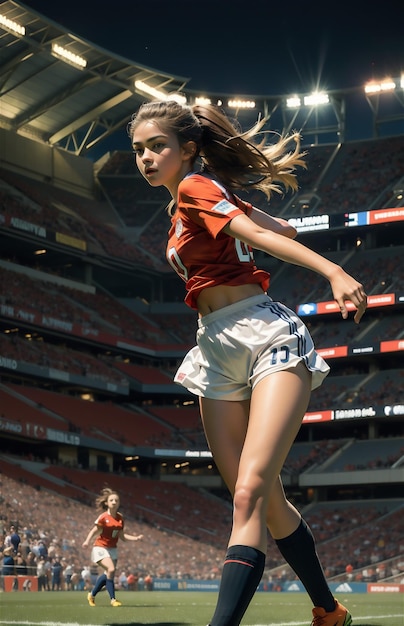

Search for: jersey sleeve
xmin=178 ymin=174 xmax=252 ymax=238
xmin=94 ymin=513 xmax=104 ymax=527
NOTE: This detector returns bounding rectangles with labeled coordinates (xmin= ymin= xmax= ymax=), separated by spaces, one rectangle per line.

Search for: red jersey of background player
xmin=166 ymin=172 xmax=270 ymax=310
xmin=93 ymin=511 xmax=124 ymax=549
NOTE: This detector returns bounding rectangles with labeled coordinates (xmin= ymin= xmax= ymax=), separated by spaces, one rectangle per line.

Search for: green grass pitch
xmin=1 ymin=590 xmax=403 ymax=626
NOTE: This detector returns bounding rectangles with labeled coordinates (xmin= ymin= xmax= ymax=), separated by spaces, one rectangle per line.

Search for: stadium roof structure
xmin=0 ymin=0 xmax=190 ymax=157
xmin=1 ymin=0 xmax=403 ymax=158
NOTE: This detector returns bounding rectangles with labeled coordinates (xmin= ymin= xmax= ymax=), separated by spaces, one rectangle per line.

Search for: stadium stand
xmin=1 ymin=470 xmax=402 ymax=583
xmin=1 ymin=133 xmax=403 ymax=579
xmin=3 ymin=382 xmax=176 ymax=447
xmin=0 ymin=1 xmax=403 ymax=592
xmin=309 ymin=437 xmax=404 ymax=472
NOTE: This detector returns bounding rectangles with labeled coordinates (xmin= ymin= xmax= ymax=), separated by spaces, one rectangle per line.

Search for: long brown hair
xmin=95 ymin=487 xmax=119 ymax=511
xmin=128 ymin=100 xmax=306 ymax=203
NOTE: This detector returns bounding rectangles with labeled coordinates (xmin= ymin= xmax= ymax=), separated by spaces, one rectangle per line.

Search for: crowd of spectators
xmin=99 ymin=172 xmax=170 ymax=228
xmin=268 ymin=504 xmax=404 ymax=585
xmin=1 ymin=472 xmax=402 ymax=590
xmin=2 ymin=251 xmax=402 ymax=416
xmin=1 ymin=363 xmax=402 ymax=451
xmin=0 ymin=331 xmax=128 ymax=388
xmin=1 ymin=383 xmax=182 ymax=448
xmin=3 ymin=135 xmax=403 ymax=272
xmin=103 ymin=136 xmax=404 ymax=259
xmin=1 ymin=106 xmax=403 ymax=605
xmin=306 ymin=368 xmax=404 ymax=412
xmin=0 ymin=266 xmax=176 ymax=347
xmin=0 ymin=473 xmax=226 ymax=586
xmin=315 ymin=136 xmax=404 ymax=215
xmin=282 ymin=440 xmax=342 ymax=475
xmin=0 ymin=169 xmax=158 ymax=268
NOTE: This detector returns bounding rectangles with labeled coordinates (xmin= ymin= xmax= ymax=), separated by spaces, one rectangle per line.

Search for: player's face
xmin=107 ymin=493 xmax=120 ymax=508
xmin=132 ymin=120 xmax=187 ymax=193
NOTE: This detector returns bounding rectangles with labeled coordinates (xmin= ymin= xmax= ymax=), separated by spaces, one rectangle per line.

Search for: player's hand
xmin=330 ymin=267 xmax=367 ymax=324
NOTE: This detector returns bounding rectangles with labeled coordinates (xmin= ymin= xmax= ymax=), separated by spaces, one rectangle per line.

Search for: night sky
xmin=19 ymin=0 xmax=404 ymax=96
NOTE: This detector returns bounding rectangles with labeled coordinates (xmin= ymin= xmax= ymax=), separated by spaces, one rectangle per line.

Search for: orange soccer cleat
xmin=311 ymin=599 xmax=352 ymax=626
xmin=87 ymin=592 xmax=95 ymax=607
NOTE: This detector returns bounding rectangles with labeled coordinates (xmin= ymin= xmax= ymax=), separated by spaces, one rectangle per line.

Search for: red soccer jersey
xmin=166 ymin=172 xmax=270 ymax=310
xmin=93 ymin=511 xmax=124 ymax=549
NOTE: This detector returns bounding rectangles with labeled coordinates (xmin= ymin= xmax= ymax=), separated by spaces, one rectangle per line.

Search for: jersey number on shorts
xmin=270 ymin=346 xmax=290 ymax=365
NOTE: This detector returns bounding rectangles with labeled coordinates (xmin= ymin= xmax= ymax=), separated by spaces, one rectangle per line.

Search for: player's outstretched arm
xmin=120 ymin=532 xmax=143 ymax=542
xmin=248 ymin=206 xmax=297 ymax=239
xmin=82 ymin=524 xmax=101 ymax=548
xmin=225 ymin=213 xmax=367 ymax=324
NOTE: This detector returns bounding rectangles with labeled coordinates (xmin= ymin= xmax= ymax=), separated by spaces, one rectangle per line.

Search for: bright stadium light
xmin=0 ymin=13 xmax=25 ymax=36
xmin=135 ymin=80 xmax=167 ymax=99
xmin=364 ymin=83 xmax=379 ymax=94
xmin=286 ymin=96 xmax=302 ymax=109
xmin=304 ymin=92 xmax=330 ymax=106
xmin=364 ymin=78 xmax=396 ymax=94
xmin=51 ymin=43 xmax=87 ymax=69
xmin=166 ymin=93 xmax=187 ymax=104
xmin=195 ymin=96 xmax=212 ymax=105
xmin=228 ymin=99 xmax=256 ymax=109
xmin=134 ymin=81 xmax=187 ymax=103
xmin=194 ymin=96 xmax=223 ymax=107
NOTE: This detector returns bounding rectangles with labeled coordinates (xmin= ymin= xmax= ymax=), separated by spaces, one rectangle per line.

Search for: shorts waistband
xmin=198 ymin=294 xmax=271 ymax=328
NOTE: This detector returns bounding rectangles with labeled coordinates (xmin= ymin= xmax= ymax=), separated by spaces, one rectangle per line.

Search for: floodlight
xmin=364 ymin=79 xmax=395 ymax=94
xmin=286 ymin=96 xmax=302 ymax=109
xmin=135 ymin=80 xmax=167 ymax=99
xmin=304 ymin=92 xmax=330 ymax=106
xmin=380 ymin=80 xmax=395 ymax=91
xmin=195 ymin=97 xmax=212 ymax=105
xmin=51 ymin=43 xmax=87 ymax=69
xmin=134 ymin=81 xmax=187 ymax=103
xmin=0 ymin=13 xmax=25 ymax=36
xmin=135 ymin=80 xmax=167 ymax=100
xmin=166 ymin=93 xmax=187 ymax=105
xmin=227 ymin=99 xmax=255 ymax=109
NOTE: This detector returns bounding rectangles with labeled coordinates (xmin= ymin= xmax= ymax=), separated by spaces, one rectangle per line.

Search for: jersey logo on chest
xmin=175 ymin=218 xmax=183 ymax=238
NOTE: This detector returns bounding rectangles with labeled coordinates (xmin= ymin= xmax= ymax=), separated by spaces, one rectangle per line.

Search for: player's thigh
xmin=98 ymin=555 xmax=115 ymax=573
xmin=238 ymin=362 xmax=312 ymax=490
xmin=199 ymin=396 xmax=250 ymax=493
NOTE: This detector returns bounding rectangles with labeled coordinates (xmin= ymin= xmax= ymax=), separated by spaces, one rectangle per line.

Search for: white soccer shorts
xmin=174 ymin=294 xmax=330 ymax=401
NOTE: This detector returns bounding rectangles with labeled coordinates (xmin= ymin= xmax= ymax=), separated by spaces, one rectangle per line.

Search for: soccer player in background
xmin=82 ymin=487 xmax=143 ymax=607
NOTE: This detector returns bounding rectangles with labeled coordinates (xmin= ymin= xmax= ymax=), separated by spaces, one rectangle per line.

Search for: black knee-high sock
xmin=105 ymin=577 xmax=115 ymax=600
xmin=210 ymin=545 xmax=266 ymax=626
xmin=275 ymin=518 xmax=335 ymax=612
xmin=92 ymin=573 xmax=106 ymax=596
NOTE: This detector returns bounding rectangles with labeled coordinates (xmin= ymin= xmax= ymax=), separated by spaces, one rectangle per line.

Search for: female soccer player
xmin=128 ymin=100 xmax=367 ymax=626
xmin=82 ymin=487 xmax=143 ymax=607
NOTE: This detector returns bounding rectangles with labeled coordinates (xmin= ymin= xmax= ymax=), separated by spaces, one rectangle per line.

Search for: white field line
xmin=2 ymin=616 xmax=404 ymax=626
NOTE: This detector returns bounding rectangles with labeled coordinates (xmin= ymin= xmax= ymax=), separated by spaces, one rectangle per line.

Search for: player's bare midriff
xmin=197 ymin=283 xmax=264 ymax=317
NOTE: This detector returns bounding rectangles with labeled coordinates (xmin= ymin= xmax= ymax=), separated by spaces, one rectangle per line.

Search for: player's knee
xmin=233 ymin=479 xmax=265 ymax=520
